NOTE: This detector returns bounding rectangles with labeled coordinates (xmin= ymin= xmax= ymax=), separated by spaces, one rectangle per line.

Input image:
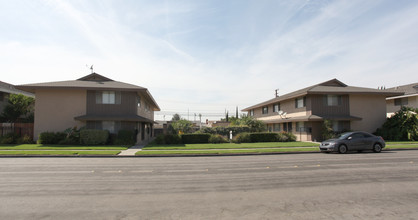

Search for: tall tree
xmin=171 ymin=113 xmax=181 ymax=121
xmin=1 ymin=94 xmax=35 ymax=123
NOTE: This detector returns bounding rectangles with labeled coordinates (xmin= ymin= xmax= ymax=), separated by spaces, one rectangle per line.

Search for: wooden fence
xmin=0 ymin=123 xmax=34 ymax=138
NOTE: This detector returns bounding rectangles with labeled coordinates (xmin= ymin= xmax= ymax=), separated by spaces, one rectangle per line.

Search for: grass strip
xmin=386 ymin=144 xmax=418 ymax=149
xmin=137 ymin=147 xmax=319 ymax=155
xmin=386 ymin=141 xmax=418 ymax=145
xmin=0 ymin=150 xmax=121 ymax=155
xmin=143 ymin=142 xmax=319 ymax=150
xmin=0 ymin=144 xmax=129 ymax=150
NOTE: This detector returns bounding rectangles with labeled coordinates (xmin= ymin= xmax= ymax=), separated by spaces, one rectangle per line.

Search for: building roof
xmin=259 ymin=114 xmax=362 ymax=124
xmin=242 ymin=79 xmax=404 ymax=111
xmin=384 ymin=82 xmax=418 ymax=97
xmin=16 ymin=73 xmax=160 ymax=111
xmin=0 ymin=81 xmax=35 ymax=98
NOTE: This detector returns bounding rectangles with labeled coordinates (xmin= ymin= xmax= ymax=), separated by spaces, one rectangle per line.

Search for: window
xmin=325 ymin=95 xmax=342 ymax=106
xmin=296 ymin=122 xmax=305 ymax=132
xmin=102 ymin=121 xmax=115 ymax=133
xmin=394 ymin=98 xmax=408 ymax=106
xmin=262 ymin=106 xmax=268 ymax=114
xmin=295 ymin=97 xmax=306 ymax=108
xmin=96 ymin=91 xmax=121 ymax=104
xmin=273 ymin=123 xmax=281 ymax=132
xmin=273 ymin=103 xmax=280 ymax=112
xmin=283 ymin=122 xmax=292 ymax=132
xmin=249 ymin=110 xmax=254 ymax=116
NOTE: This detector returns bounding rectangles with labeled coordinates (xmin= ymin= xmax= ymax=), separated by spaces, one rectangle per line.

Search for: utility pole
xmin=188 ymin=108 xmax=189 ymax=121
xmin=199 ymin=114 xmax=202 ymax=130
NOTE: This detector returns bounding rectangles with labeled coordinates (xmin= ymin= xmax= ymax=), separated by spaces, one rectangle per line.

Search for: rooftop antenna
xmin=86 ymin=64 xmax=94 ymax=73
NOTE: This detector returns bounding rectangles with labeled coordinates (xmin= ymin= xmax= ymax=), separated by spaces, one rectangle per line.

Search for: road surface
xmin=1 ymin=151 xmax=418 ymax=219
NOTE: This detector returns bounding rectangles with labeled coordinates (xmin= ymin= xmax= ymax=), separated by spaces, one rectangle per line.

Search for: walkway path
xmin=118 ymin=145 xmax=144 ymax=156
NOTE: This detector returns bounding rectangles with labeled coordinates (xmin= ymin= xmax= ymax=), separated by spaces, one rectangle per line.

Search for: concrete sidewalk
xmin=118 ymin=145 xmax=144 ymax=156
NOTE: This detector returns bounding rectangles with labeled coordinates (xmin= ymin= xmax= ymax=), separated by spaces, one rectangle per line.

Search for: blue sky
xmin=1 ymin=0 xmax=418 ymax=120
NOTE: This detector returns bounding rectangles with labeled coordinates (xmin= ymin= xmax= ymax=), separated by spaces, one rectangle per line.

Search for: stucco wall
xmin=386 ymin=95 xmax=418 ymax=117
xmin=34 ymin=89 xmax=86 ymax=140
xmin=349 ymin=94 xmax=387 ymax=133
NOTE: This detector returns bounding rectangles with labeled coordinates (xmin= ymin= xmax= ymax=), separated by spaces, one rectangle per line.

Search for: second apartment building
xmin=243 ymin=79 xmax=402 ymax=141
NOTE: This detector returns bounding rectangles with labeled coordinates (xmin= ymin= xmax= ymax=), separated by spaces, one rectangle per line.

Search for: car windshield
xmin=337 ymin=132 xmax=353 ymax=140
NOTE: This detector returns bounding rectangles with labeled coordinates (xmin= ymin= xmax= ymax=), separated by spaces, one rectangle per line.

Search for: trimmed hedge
xmin=250 ymin=133 xmax=278 ymax=142
xmin=200 ymin=126 xmax=251 ymax=136
xmin=209 ymin=134 xmax=228 ymax=144
xmin=181 ymin=133 xmax=211 ymax=144
xmin=113 ymin=130 xmax=136 ymax=146
xmin=80 ymin=129 xmax=109 ymax=145
xmin=234 ymin=132 xmax=251 ymax=143
xmin=154 ymin=134 xmax=182 ymax=145
xmin=38 ymin=132 xmax=66 ymax=144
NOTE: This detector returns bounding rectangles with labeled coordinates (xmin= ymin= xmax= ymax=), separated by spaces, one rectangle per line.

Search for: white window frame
xmin=102 ymin=91 xmax=115 ymax=104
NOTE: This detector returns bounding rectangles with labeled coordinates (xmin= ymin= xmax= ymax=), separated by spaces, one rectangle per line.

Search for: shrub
xmin=17 ymin=134 xmax=34 ymax=144
xmin=114 ymin=130 xmax=136 ymax=146
xmin=282 ymin=132 xmax=296 ymax=142
xmin=80 ymin=129 xmax=109 ymax=145
xmin=38 ymin=132 xmax=66 ymax=144
xmin=181 ymin=133 xmax=211 ymax=144
xmin=164 ymin=134 xmax=182 ymax=144
xmin=234 ymin=132 xmax=251 ymax=143
xmin=209 ymin=134 xmax=228 ymax=144
xmin=249 ymin=132 xmax=278 ymax=142
xmin=0 ymin=133 xmax=19 ymax=144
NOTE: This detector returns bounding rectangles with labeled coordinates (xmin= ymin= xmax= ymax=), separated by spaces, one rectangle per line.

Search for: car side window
xmin=351 ymin=133 xmax=363 ymax=139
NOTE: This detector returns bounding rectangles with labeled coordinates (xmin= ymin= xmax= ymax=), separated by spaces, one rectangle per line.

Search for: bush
xmin=249 ymin=132 xmax=278 ymax=142
xmin=17 ymin=134 xmax=34 ymax=144
xmin=199 ymin=126 xmax=251 ymax=136
xmin=38 ymin=132 xmax=66 ymax=144
xmin=234 ymin=132 xmax=251 ymax=143
xmin=80 ymin=129 xmax=109 ymax=145
xmin=181 ymin=133 xmax=211 ymax=144
xmin=282 ymin=132 xmax=296 ymax=142
xmin=113 ymin=130 xmax=136 ymax=146
xmin=0 ymin=133 xmax=19 ymax=144
xmin=154 ymin=134 xmax=182 ymax=145
xmin=209 ymin=134 xmax=228 ymax=144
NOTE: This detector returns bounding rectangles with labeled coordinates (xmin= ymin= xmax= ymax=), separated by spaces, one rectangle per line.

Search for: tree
xmin=0 ymin=94 xmax=35 ymax=123
xmin=169 ymin=119 xmax=193 ymax=134
xmin=230 ymin=114 xmax=266 ymax=132
xmin=376 ymin=106 xmax=418 ymax=141
xmin=171 ymin=113 xmax=181 ymax=121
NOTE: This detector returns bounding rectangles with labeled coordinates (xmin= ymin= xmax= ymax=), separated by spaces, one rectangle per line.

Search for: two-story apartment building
xmin=16 ymin=73 xmax=160 ymax=144
xmin=242 ymin=79 xmax=403 ymax=142
xmin=385 ymin=82 xmax=418 ymax=117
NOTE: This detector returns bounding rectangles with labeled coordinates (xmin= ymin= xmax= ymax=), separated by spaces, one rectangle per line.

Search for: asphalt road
xmin=1 ymin=151 xmax=418 ymax=219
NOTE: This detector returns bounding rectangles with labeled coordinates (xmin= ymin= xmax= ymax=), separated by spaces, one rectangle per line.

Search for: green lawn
xmin=143 ymin=142 xmax=319 ymax=150
xmin=0 ymin=150 xmax=121 ymax=156
xmin=137 ymin=147 xmax=319 ymax=155
xmin=386 ymin=141 xmax=418 ymax=145
xmin=0 ymin=144 xmax=129 ymax=150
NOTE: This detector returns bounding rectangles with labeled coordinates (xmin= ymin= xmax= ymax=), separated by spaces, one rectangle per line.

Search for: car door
xmin=361 ymin=133 xmax=375 ymax=150
xmin=347 ymin=133 xmax=364 ymax=150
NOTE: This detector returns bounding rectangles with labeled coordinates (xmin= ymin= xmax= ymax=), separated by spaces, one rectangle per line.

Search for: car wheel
xmin=373 ymin=143 xmax=382 ymax=153
xmin=338 ymin=145 xmax=348 ymax=154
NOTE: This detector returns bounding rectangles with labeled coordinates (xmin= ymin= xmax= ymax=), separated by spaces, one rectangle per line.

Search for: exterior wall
xmin=86 ymin=91 xmax=136 ymax=115
xmin=136 ymin=93 xmax=154 ymax=121
xmin=251 ymin=97 xmax=309 ymax=119
xmin=310 ymin=94 xmax=350 ymax=116
xmin=349 ymin=94 xmax=387 ymax=133
xmin=34 ymin=89 xmax=86 ymax=140
xmin=386 ymin=95 xmax=418 ymax=117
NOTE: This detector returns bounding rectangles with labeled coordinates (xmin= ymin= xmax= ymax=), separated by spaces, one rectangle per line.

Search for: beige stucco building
xmin=242 ymin=79 xmax=403 ymax=142
xmin=385 ymin=83 xmax=418 ymax=117
xmin=16 ymin=73 xmax=160 ymax=144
